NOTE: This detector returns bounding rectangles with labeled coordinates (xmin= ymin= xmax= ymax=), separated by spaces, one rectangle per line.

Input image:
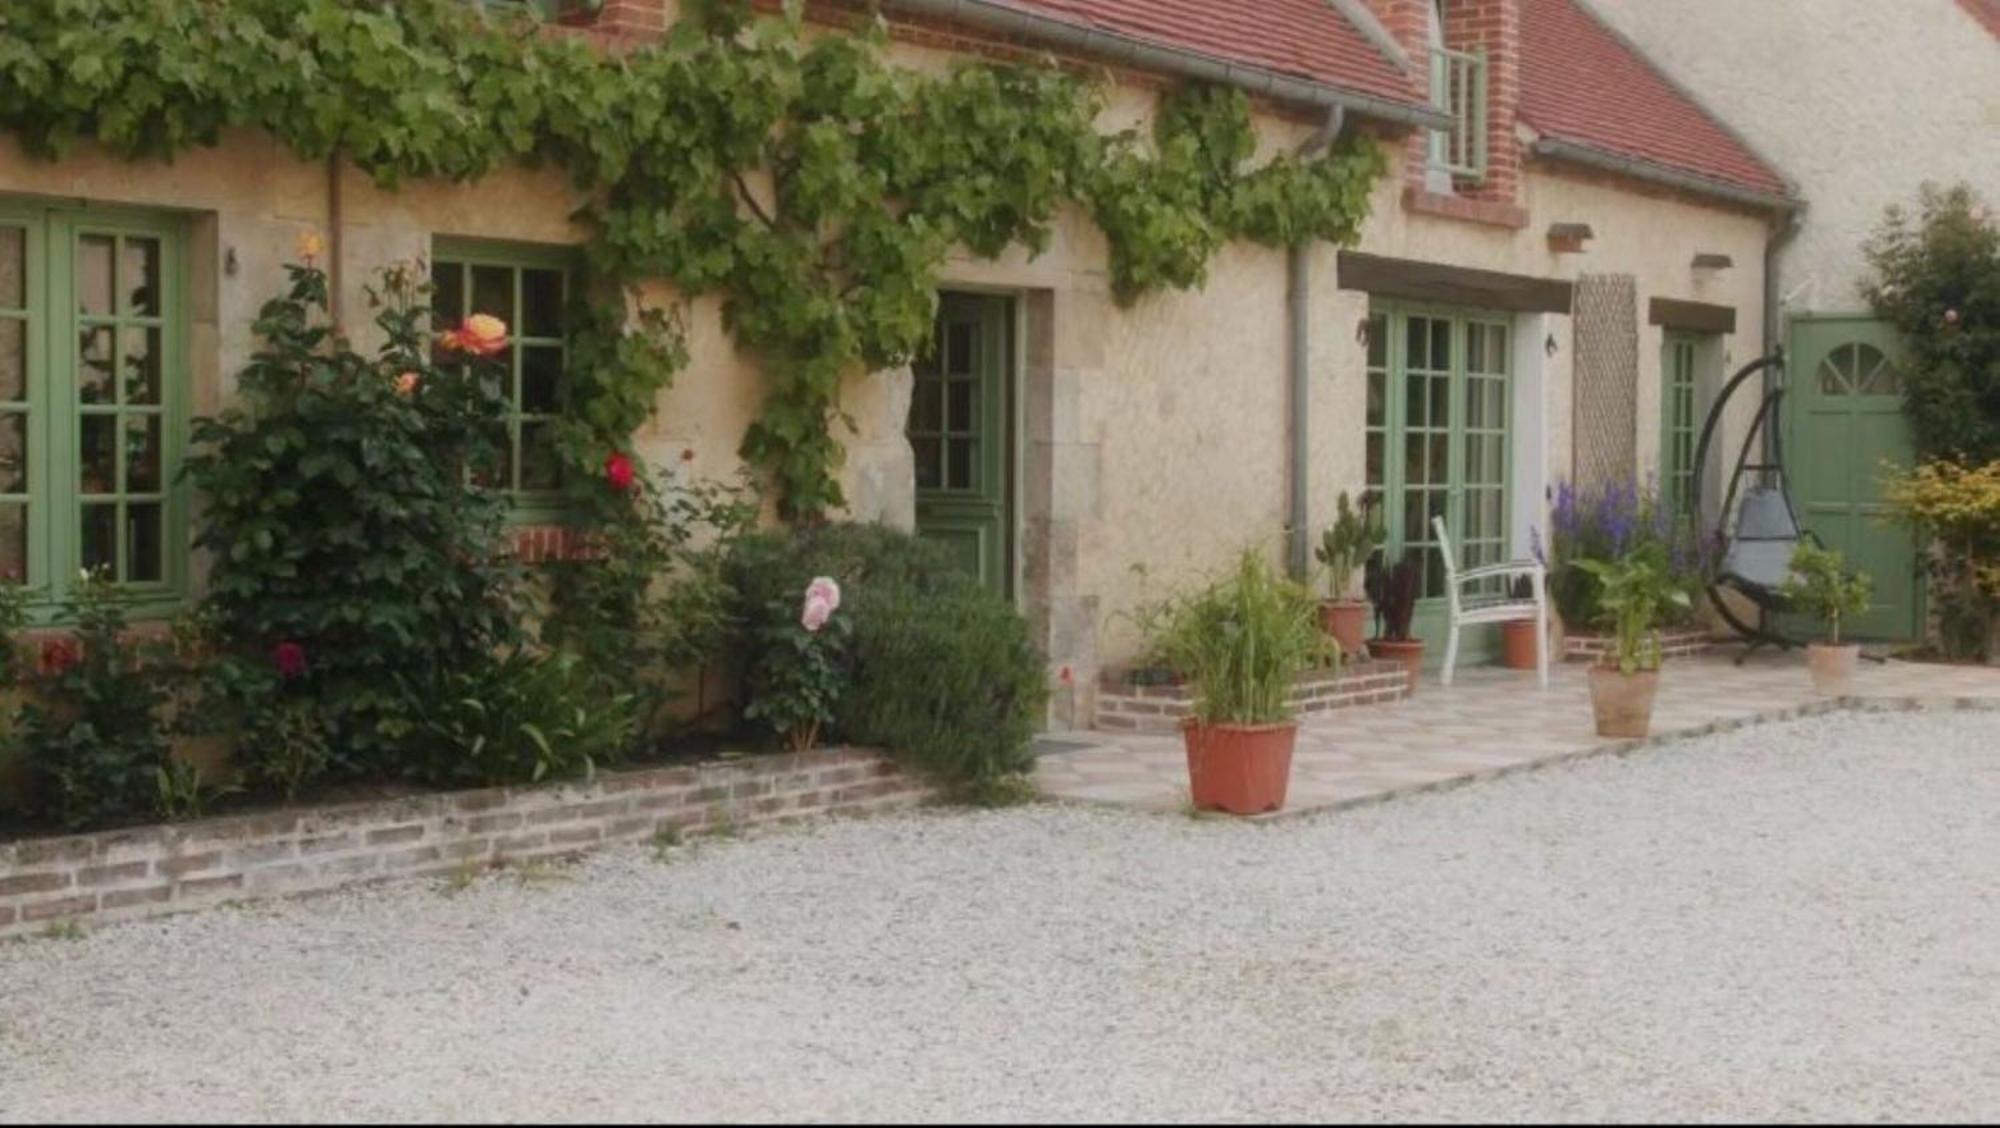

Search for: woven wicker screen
xmin=1571 ymin=273 xmax=1638 ymax=488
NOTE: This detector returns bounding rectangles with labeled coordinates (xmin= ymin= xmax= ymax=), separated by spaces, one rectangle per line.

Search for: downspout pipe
xmin=1761 ymin=203 xmax=1806 ymax=440
xmin=878 ymin=0 xmax=1451 ymax=131
xmin=1287 ymin=106 xmax=1346 ymax=580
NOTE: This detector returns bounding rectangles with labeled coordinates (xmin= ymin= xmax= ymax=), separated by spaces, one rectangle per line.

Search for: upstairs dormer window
xmin=1426 ymin=1 xmax=1489 ymax=186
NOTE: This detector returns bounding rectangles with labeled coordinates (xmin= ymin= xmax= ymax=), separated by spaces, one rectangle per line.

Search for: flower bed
xmin=1095 ymin=660 xmax=1410 ymax=733
xmin=0 ymin=748 xmax=925 ymax=940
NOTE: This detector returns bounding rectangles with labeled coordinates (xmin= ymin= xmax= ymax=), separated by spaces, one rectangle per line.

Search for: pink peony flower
xmin=394 ymin=371 xmax=421 ymax=397
xmin=1944 ymin=308 xmax=1961 ymax=326
xmin=800 ymin=576 xmax=841 ymax=633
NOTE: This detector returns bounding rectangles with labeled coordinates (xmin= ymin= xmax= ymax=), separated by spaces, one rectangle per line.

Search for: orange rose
xmin=394 ymin=371 xmax=420 ymax=397
xmin=296 ymin=231 xmax=324 ymax=264
xmin=460 ymin=314 xmax=509 ymax=356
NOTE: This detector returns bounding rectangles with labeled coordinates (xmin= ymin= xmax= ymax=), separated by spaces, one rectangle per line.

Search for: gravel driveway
xmin=3 ymin=709 xmax=1998 ymax=1122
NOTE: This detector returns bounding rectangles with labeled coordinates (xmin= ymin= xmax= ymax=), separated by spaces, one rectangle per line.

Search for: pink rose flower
xmin=273 ymin=640 xmax=308 ymax=680
xmin=800 ymin=576 xmax=841 ymax=633
xmin=394 ymin=371 xmax=420 ymax=397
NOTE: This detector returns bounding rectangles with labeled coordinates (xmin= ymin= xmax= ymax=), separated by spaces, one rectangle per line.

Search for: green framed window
xmin=0 ymin=201 xmax=187 ymax=611
xmin=429 ymin=239 xmax=575 ymax=509
xmin=1661 ymin=334 xmax=1700 ymax=517
xmin=1362 ymin=303 xmax=1513 ymax=601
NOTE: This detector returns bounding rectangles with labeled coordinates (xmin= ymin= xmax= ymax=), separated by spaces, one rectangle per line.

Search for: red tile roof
xmin=1519 ymin=0 xmax=1789 ymax=199
xmin=1958 ymin=0 xmax=2000 ymax=38
xmin=985 ymin=0 xmax=1425 ymax=107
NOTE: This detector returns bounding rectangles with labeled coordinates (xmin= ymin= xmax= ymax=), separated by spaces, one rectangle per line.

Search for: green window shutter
xmin=0 ymin=201 xmax=187 ymax=618
xmin=430 ymin=238 xmax=577 ymax=518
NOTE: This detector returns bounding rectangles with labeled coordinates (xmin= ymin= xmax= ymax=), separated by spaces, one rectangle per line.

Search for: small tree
xmin=1577 ymin=545 xmax=1692 ymax=675
xmin=1863 ymin=183 xmax=2000 ymax=464
xmin=1781 ymin=543 xmax=1873 ymax=646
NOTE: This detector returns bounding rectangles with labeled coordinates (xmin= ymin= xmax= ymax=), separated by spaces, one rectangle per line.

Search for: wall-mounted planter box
xmin=1562 ymin=625 xmax=1713 ymax=663
xmin=0 ymin=748 xmax=927 ymax=940
xmin=1095 ymin=660 xmax=1411 ymax=734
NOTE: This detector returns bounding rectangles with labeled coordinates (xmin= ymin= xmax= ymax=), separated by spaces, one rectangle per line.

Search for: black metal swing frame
xmin=1687 ymin=350 xmax=1819 ymax=662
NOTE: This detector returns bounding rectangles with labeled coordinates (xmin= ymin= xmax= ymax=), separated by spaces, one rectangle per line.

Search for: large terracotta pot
xmin=1588 ymin=666 xmax=1659 ymax=738
xmin=1182 ymin=720 xmax=1297 ymax=815
xmin=1317 ymin=599 xmax=1370 ymax=661
xmin=1368 ymin=637 xmax=1425 ymax=694
xmin=1500 ymin=619 xmax=1541 ymax=671
xmin=1806 ymin=642 xmax=1860 ymax=697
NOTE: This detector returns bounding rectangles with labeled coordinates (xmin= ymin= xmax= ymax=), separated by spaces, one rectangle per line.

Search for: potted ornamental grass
xmin=1365 ymin=551 xmax=1425 ymax=693
xmin=1150 ymin=548 xmax=1334 ymax=815
xmin=1781 ymin=543 xmax=1873 ymax=696
xmin=1577 ymin=545 xmax=1690 ymax=738
xmin=1314 ymin=491 xmax=1385 ymax=659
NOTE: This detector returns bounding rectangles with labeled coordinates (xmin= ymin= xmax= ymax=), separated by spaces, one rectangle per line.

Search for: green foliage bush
xmin=16 ymin=572 xmax=174 ymax=829
xmin=1864 ymin=183 xmax=2000 ymax=464
xmin=727 ymin=524 xmax=1046 ymax=800
xmin=182 ymin=262 xmax=521 ymax=776
xmin=403 ymin=648 xmax=637 ymax=788
xmin=1577 ymin=546 xmax=1692 ymax=674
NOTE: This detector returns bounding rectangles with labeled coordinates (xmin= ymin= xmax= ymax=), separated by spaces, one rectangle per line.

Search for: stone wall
xmin=0 ymin=749 xmax=926 ymax=940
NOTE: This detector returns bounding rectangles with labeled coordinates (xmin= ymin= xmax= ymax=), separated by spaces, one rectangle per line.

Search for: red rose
xmin=39 ymin=637 xmax=81 ymax=677
xmin=605 ymin=451 xmax=636 ymax=493
xmin=273 ymin=640 xmax=308 ymax=680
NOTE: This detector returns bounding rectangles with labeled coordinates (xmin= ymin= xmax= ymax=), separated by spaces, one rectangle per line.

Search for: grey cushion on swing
xmin=1721 ymin=487 xmax=1801 ymax=592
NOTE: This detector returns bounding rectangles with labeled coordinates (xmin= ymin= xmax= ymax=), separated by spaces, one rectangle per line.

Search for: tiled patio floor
xmin=1033 ymin=649 xmax=2000 ymax=816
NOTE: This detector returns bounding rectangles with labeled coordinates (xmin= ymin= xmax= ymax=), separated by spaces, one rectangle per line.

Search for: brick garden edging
xmin=1095 ymin=660 xmax=1411 ymax=733
xmin=0 ymin=748 xmax=926 ymax=940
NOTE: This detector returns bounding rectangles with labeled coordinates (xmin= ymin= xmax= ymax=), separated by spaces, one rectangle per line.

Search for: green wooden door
xmin=910 ymin=294 xmax=1011 ymax=597
xmin=1363 ymin=304 xmax=1513 ymax=664
xmin=1786 ymin=317 xmax=1921 ymax=640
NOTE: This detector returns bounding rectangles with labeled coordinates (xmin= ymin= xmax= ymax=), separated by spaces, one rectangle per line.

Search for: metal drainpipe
xmin=1287 ymin=106 xmax=1346 ymax=580
xmin=1761 ymin=204 xmax=1804 ymax=444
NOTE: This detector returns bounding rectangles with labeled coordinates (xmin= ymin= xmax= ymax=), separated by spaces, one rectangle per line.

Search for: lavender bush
xmin=1547 ymin=478 xmax=1710 ymax=630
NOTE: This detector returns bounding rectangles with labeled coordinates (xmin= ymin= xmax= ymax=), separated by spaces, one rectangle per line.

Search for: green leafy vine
xmin=0 ymin=0 xmax=1386 ymax=519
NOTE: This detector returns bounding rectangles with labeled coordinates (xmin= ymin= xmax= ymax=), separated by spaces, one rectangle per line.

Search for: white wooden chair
xmin=1431 ymin=515 xmax=1549 ymax=688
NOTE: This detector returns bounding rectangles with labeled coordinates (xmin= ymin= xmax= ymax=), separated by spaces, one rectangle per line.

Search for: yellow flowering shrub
xmin=1884 ymin=459 xmax=2000 ymax=657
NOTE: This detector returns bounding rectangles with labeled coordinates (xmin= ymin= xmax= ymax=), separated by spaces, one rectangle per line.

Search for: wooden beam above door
xmin=1336 ymin=251 xmax=1573 ymax=315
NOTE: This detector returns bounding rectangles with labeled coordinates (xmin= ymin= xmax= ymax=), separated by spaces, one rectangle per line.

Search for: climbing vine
xmin=0 ymin=0 xmax=1385 ymax=518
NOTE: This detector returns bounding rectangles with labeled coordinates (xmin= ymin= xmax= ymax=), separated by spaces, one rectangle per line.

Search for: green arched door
xmin=1786 ymin=317 xmax=1921 ymax=641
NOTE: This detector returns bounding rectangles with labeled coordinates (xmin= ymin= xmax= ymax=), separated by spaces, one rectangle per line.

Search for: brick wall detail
xmin=1096 ymin=660 xmax=1412 ymax=733
xmin=0 ymin=748 xmax=927 ymax=940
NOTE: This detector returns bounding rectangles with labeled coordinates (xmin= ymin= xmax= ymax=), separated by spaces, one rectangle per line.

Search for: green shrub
xmin=1144 ymin=548 xmax=1332 ymax=725
xmin=1864 ymin=183 xmax=2000 ymax=464
xmin=726 ymin=523 xmax=1046 ymax=800
xmin=17 ymin=571 xmax=173 ymax=829
xmin=403 ymin=648 xmax=638 ymax=788
xmin=742 ymin=580 xmax=851 ymax=752
xmin=182 ymin=260 xmax=522 ymax=776
xmin=839 ymin=582 xmax=1047 ymax=804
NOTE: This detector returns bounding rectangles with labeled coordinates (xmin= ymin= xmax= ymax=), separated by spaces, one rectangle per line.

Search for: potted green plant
xmin=1577 ymin=545 xmax=1690 ymax=738
xmin=1781 ymin=543 xmax=1873 ymax=696
xmin=1365 ymin=550 xmax=1426 ymax=693
xmin=1314 ymin=491 xmax=1385 ymax=659
xmin=1150 ymin=548 xmax=1333 ymax=815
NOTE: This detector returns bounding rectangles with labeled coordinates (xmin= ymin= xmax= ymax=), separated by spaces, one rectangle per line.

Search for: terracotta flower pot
xmin=1806 ymin=642 xmax=1861 ymax=697
xmin=1317 ymin=599 xmax=1370 ymax=661
xmin=1500 ymin=619 xmax=1541 ymax=671
xmin=1588 ymin=665 xmax=1659 ymax=739
xmin=1368 ymin=637 xmax=1425 ymax=694
xmin=1182 ymin=720 xmax=1297 ymax=815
